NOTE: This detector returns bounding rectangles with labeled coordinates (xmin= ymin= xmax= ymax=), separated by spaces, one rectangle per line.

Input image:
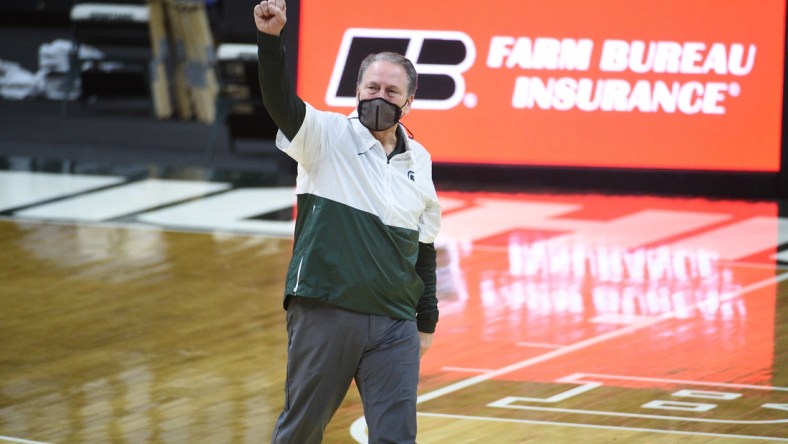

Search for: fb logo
xmin=326 ymin=28 xmax=476 ymax=110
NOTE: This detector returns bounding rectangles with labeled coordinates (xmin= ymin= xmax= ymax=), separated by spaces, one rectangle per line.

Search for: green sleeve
xmin=415 ymin=242 xmax=439 ymax=333
xmin=257 ymin=31 xmax=306 ymax=141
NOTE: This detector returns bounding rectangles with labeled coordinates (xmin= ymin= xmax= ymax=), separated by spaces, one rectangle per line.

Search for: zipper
xmin=383 ymin=152 xmax=393 ymax=223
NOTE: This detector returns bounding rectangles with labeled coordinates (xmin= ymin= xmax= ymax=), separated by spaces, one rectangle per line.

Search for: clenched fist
xmin=254 ymin=0 xmax=287 ymax=36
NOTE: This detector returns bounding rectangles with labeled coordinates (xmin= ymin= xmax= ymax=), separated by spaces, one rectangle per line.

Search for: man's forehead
xmin=361 ymin=61 xmax=407 ymax=82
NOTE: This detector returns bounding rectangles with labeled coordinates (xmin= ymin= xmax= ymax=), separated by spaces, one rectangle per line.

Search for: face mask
xmin=357 ymin=97 xmax=405 ymax=132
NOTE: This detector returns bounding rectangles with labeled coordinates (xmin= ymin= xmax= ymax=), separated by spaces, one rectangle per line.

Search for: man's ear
xmin=402 ymin=95 xmax=415 ymax=115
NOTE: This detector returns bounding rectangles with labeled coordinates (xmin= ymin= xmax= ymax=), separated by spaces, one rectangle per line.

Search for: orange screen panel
xmin=297 ymin=0 xmax=786 ymax=172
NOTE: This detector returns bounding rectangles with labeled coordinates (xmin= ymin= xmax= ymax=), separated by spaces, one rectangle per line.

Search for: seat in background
xmin=208 ymin=43 xmax=278 ymax=160
xmin=60 ymin=1 xmax=161 ymax=117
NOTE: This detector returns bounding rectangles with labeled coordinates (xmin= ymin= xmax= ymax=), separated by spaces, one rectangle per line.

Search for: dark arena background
xmin=1 ymin=1 xmax=787 ymax=442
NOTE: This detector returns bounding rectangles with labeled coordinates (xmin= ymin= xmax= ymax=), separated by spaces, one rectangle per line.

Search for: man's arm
xmin=415 ymin=242 xmax=438 ymax=357
xmin=254 ymin=0 xmax=305 ymax=140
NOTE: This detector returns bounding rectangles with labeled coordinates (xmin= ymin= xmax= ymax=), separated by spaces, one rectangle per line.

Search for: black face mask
xmin=357 ymin=97 xmax=406 ymax=132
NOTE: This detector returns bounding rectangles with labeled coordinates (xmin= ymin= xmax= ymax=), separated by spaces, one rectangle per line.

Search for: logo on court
xmin=326 ymin=28 xmax=476 ymax=110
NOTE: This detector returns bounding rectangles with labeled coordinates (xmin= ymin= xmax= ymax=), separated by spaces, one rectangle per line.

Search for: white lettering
xmin=629 ymin=41 xmax=656 ymax=74
xmin=511 ymin=75 xmax=530 ymax=108
xmin=677 ymin=81 xmax=704 ymax=114
xmin=512 ymin=76 xmax=552 ymax=109
xmin=702 ymin=82 xmax=727 ymax=114
xmin=533 ymin=38 xmax=561 ymax=69
xmin=600 ymin=79 xmax=630 ymax=111
xmin=597 ymin=40 xmax=757 ymax=75
xmin=703 ymin=43 xmax=729 ymax=74
xmin=576 ymin=78 xmax=603 ymax=111
xmin=486 ymin=36 xmax=515 ymax=68
xmin=489 ymin=382 xmax=602 ymax=407
xmin=653 ymin=41 xmax=683 ymax=73
xmin=553 ymin=77 xmax=577 ymax=110
xmin=652 ymin=81 xmax=680 ymax=113
xmin=599 ymin=40 xmax=630 ymax=72
xmin=512 ymin=77 xmax=732 ymax=114
xmin=628 ymin=80 xmax=653 ymax=112
xmin=680 ymin=42 xmax=705 ymax=74
xmin=558 ymin=38 xmax=594 ymax=70
xmin=502 ymin=38 xmax=753 ymax=115
xmin=488 ymin=36 xmax=593 ymax=71
xmin=508 ymin=37 xmax=535 ymax=68
xmin=672 ymin=390 xmax=742 ymax=400
xmin=642 ymin=400 xmax=717 ymax=412
xmin=729 ymin=43 xmax=757 ymax=75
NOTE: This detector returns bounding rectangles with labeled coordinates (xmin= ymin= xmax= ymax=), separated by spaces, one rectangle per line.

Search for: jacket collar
xmin=348 ymin=109 xmax=411 ymax=158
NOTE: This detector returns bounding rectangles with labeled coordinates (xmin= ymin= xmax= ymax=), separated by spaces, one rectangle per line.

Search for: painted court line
xmin=417 ymin=271 xmax=788 ymax=405
xmin=563 ymin=373 xmax=788 ymax=392
xmin=485 ymin=403 xmax=788 ymax=425
xmin=417 ymin=313 xmax=667 ymax=404
xmin=515 ymin=342 xmax=564 ymax=349
xmin=441 ymin=366 xmax=494 ymax=373
xmin=416 ymin=413 xmax=788 ymax=442
xmin=0 ymin=436 xmax=51 ymax=444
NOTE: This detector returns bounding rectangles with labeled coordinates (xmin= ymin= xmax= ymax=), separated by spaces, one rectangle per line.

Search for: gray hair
xmin=356 ymin=52 xmax=418 ymax=98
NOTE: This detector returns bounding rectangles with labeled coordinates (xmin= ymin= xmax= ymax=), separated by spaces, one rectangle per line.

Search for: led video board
xmin=296 ymin=0 xmax=785 ymax=172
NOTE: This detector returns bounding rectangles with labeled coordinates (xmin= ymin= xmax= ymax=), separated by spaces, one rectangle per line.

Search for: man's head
xmin=356 ymin=52 xmax=417 ymax=114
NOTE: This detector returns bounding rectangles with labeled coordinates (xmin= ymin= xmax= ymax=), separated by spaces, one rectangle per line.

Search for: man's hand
xmin=419 ymin=332 xmax=433 ymax=358
xmin=254 ymin=0 xmax=287 ymax=36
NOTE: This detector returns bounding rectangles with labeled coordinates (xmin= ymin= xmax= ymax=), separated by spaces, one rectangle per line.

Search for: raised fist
xmin=254 ymin=0 xmax=287 ymax=36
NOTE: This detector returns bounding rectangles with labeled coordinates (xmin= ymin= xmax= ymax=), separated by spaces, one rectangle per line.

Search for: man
xmin=254 ymin=1 xmax=441 ymax=443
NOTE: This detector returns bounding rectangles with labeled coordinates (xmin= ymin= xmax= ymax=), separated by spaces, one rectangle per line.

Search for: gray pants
xmin=271 ymin=296 xmax=420 ymax=444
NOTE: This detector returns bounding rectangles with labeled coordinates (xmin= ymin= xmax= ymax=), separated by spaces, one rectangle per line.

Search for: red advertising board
xmin=296 ymin=0 xmax=786 ymax=172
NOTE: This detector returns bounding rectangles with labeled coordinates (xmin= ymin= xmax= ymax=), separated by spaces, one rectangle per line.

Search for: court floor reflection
xmin=1 ymin=183 xmax=787 ymax=442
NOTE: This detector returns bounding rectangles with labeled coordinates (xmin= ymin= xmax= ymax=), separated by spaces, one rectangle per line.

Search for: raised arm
xmin=254 ymin=0 xmax=305 ymax=141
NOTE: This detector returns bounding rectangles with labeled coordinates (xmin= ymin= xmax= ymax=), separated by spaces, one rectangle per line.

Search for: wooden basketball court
xmin=1 ymin=171 xmax=787 ymax=443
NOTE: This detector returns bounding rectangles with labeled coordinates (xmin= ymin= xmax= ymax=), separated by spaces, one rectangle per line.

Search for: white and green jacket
xmin=258 ymin=32 xmax=441 ymax=332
